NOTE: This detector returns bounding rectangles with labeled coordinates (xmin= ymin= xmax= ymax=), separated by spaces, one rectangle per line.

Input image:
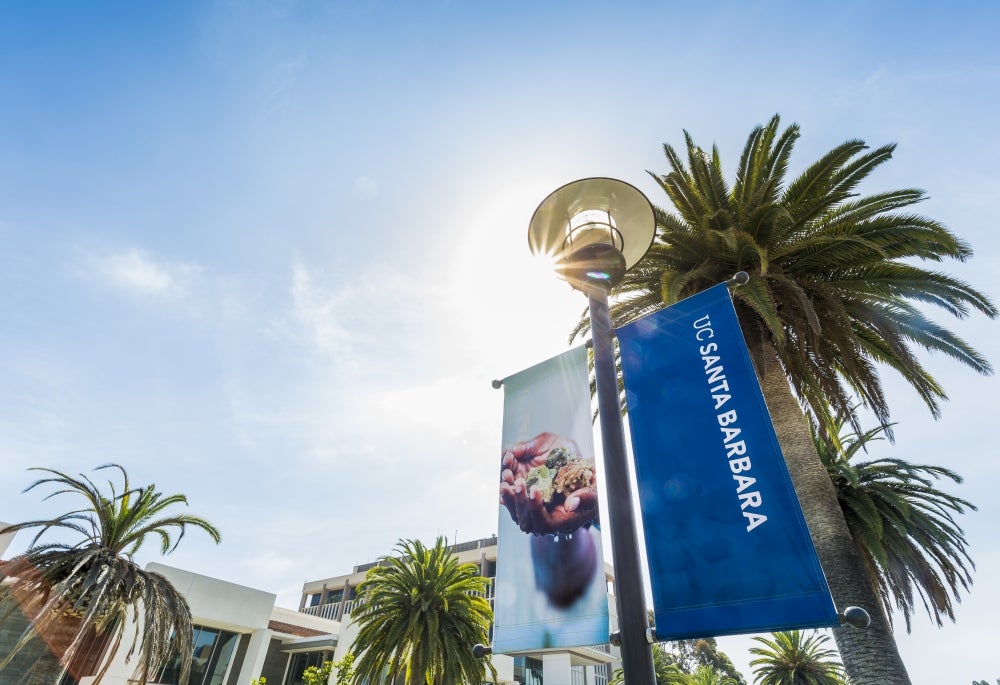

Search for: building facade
xmin=0 ymin=560 xmax=341 ymax=685
xmin=298 ymin=535 xmax=620 ymax=685
xmin=2 ymin=535 xmax=619 ymax=685
xmin=89 ymin=563 xmax=342 ymax=685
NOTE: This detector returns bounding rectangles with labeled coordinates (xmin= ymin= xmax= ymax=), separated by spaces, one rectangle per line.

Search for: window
xmin=593 ymin=664 xmax=609 ymax=685
xmin=324 ymin=589 xmax=343 ymax=604
xmin=284 ymin=651 xmax=334 ymax=685
xmin=571 ymin=666 xmax=586 ymax=685
xmin=158 ymin=625 xmax=240 ymax=685
xmin=513 ymin=656 xmax=543 ymax=685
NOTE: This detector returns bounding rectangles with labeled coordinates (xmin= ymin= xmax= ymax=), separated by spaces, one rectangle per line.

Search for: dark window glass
xmin=513 ymin=656 xmax=543 ymax=685
xmin=325 ymin=589 xmax=343 ymax=604
xmin=157 ymin=625 xmax=240 ymax=685
xmin=207 ymin=630 xmax=239 ymax=685
xmin=189 ymin=627 xmax=221 ymax=685
xmin=284 ymin=651 xmax=334 ymax=685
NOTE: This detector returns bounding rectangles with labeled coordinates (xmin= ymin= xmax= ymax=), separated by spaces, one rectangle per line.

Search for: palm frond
xmin=0 ymin=464 xmax=220 ymax=684
xmin=814 ymin=416 xmax=976 ymax=631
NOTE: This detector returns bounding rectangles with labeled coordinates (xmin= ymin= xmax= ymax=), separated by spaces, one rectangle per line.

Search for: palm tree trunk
xmin=754 ymin=343 xmax=911 ymax=685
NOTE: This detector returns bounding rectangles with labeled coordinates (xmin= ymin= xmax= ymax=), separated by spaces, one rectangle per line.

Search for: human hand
xmin=501 ymin=432 xmax=580 ymax=481
xmin=499 ymin=432 xmax=598 ymax=535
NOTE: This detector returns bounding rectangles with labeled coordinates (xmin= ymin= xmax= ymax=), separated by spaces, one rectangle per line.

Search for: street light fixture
xmin=528 ymin=177 xmax=657 ymax=685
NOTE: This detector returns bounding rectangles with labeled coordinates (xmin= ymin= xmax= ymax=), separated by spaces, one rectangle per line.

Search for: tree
xmin=576 ymin=116 xmax=996 ymax=683
xmin=610 ymin=643 xmax=690 ymax=685
xmin=815 ymin=410 xmax=976 ymax=632
xmin=349 ymin=537 xmax=496 ymax=685
xmin=302 ymin=660 xmax=334 ymax=685
xmin=749 ymin=631 xmax=845 ymax=685
xmin=610 ymin=643 xmax=746 ymax=685
xmin=661 ymin=638 xmax=746 ymax=684
xmin=687 ymin=666 xmax=740 ymax=685
xmin=0 ymin=464 xmax=221 ymax=684
xmin=332 ymin=653 xmax=355 ymax=685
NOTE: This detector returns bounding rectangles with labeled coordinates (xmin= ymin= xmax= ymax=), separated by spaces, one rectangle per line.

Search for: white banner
xmin=493 ymin=346 xmax=610 ymax=653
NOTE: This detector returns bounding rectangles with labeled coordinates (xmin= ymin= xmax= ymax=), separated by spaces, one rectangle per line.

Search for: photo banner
xmin=617 ymin=283 xmax=838 ymax=639
xmin=493 ymin=346 xmax=610 ymax=653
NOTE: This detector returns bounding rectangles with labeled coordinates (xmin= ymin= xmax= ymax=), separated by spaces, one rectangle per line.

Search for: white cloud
xmin=92 ymin=248 xmax=201 ymax=298
xmin=290 ymin=263 xmax=353 ymax=354
xmin=378 ymin=375 xmax=496 ymax=441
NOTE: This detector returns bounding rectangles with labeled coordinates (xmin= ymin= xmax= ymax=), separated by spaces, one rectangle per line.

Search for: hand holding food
xmin=500 ymin=433 xmax=598 ymax=535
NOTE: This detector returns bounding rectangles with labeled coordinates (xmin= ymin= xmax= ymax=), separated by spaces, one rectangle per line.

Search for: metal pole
xmin=588 ymin=289 xmax=656 ymax=685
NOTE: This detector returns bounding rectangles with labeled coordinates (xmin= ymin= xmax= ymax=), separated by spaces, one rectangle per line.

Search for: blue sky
xmin=1 ymin=1 xmax=998 ymax=682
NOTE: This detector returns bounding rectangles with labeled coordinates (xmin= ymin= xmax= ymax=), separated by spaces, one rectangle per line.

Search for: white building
xmin=2 ymin=535 xmax=620 ymax=685
xmin=0 ymin=561 xmax=341 ymax=685
xmin=298 ymin=535 xmax=619 ymax=685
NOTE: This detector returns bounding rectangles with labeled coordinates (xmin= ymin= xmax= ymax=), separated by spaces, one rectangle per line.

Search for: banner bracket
xmin=726 ymin=271 xmax=750 ymax=287
xmin=839 ymin=606 xmax=871 ymax=628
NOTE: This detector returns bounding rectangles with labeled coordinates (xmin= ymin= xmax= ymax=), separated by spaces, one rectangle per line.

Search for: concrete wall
xmin=147 ymin=563 xmax=276 ymax=633
xmin=0 ymin=522 xmax=16 ymax=559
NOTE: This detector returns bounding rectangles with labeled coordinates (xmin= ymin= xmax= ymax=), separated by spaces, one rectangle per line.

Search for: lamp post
xmin=528 ymin=178 xmax=657 ymax=685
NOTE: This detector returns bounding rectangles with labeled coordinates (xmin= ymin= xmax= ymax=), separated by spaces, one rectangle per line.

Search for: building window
xmin=571 ymin=666 xmax=586 ymax=685
xmin=284 ymin=651 xmax=334 ymax=685
xmin=324 ymin=589 xmax=343 ymax=604
xmin=158 ymin=625 xmax=240 ymax=685
xmin=593 ymin=664 xmax=609 ymax=685
xmin=513 ymin=656 xmax=543 ymax=685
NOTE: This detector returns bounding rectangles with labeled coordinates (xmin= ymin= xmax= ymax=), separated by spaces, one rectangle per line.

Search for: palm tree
xmin=349 ymin=537 xmax=496 ymax=685
xmin=0 ymin=464 xmax=221 ymax=684
xmin=575 ymin=116 xmax=996 ymax=683
xmin=749 ymin=631 xmax=845 ymax=685
xmin=815 ymin=410 xmax=976 ymax=632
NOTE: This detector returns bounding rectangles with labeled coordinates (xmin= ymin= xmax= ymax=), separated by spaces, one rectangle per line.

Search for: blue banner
xmin=493 ymin=347 xmax=611 ymax=653
xmin=617 ymin=283 xmax=837 ymax=639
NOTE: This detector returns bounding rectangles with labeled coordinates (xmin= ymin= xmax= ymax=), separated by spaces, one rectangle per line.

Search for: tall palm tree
xmin=575 ymin=116 xmax=996 ymax=683
xmin=815 ymin=410 xmax=976 ymax=632
xmin=749 ymin=631 xmax=845 ymax=685
xmin=349 ymin=537 xmax=496 ymax=685
xmin=0 ymin=464 xmax=221 ymax=684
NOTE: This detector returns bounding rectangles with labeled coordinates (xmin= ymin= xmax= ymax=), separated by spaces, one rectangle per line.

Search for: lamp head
xmin=528 ymin=177 xmax=655 ymax=293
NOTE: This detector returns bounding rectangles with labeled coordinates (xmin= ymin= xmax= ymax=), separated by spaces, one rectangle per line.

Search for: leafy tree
xmin=332 ymin=653 xmax=355 ymax=685
xmin=576 ymin=116 xmax=995 ymax=683
xmin=749 ymin=631 xmax=845 ymax=685
xmin=349 ymin=537 xmax=496 ymax=685
xmin=610 ymin=643 xmax=689 ymax=685
xmin=816 ymin=409 xmax=976 ymax=632
xmin=662 ymin=638 xmax=746 ymax=684
xmin=0 ymin=464 xmax=221 ymax=684
xmin=302 ymin=660 xmax=334 ymax=685
xmin=687 ymin=666 xmax=740 ymax=685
